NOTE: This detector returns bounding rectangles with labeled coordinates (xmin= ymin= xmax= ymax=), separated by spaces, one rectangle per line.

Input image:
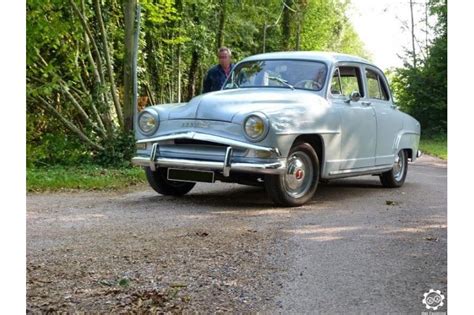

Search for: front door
xmin=330 ymin=65 xmax=377 ymax=170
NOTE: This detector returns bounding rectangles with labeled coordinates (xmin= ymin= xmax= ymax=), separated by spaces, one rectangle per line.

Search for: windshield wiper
xmin=267 ymin=76 xmax=294 ymax=90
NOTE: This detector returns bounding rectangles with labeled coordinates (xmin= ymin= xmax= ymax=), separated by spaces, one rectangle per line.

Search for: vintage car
xmin=132 ymin=51 xmax=421 ymax=206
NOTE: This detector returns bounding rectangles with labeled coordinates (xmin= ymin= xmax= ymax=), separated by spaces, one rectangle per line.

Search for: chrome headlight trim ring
xmin=242 ymin=112 xmax=270 ymax=142
xmin=138 ymin=109 xmax=160 ymax=136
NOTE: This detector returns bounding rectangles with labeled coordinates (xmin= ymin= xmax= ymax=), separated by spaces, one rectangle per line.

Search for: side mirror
xmin=224 ymin=82 xmax=238 ymax=89
xmin=346 ymin=91 xmax=361 ymax=103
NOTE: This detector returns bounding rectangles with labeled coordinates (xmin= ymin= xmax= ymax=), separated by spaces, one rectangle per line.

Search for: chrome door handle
xmin=361 ymin=101 xmax=372 ymax=106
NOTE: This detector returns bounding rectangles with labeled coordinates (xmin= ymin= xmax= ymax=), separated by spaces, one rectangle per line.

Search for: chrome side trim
xmin=329 ymin=164 xmax=392 ymax=176
xmin=275 ymin=130 xmax=340 ymax=135
xmin=132 ymin=156 xmax=287 ymax=175
xmin=136 ymin=131 xmax=281 ymax=156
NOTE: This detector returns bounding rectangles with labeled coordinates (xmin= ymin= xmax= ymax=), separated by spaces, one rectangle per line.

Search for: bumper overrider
xmin=131 ymin=132 xmax=287 ymax=177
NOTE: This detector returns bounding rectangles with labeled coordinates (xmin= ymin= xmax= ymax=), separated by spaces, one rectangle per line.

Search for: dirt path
xmin=27 ymin=155 xmax=447 ymax=313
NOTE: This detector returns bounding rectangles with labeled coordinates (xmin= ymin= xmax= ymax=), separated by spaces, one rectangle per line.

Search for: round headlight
xmin=243 ymin=113 xmax=269 ymax=142
xmin=138 ymin=110 xmax=159 ymax=135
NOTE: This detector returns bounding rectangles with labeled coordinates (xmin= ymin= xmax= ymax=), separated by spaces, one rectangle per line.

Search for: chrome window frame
xmin=363 ymin=65 xmax=392 ymax=102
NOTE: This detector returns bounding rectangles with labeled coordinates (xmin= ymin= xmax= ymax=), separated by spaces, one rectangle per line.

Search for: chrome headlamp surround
xmin=242 ymin=112 xmax=270 ymax=142
xmin=138 ymin=109 xmax=160 ymax=136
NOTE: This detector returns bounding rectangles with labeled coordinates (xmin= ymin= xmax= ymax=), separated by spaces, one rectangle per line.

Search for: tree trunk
xmin=144 ymin=31 xmax=160 ymax=104
xmin=281 ymin=0 xmax=293 ymax=51
xmin=170 ymin=43 xmax=175 ymax=102
xmin=425 ymin=0 xmax=429 ymax=52
xmin=187 ymin=50 xmax=200 ymax=101
xmin=70 ymin=0 xmax=106 ymax=86
xmin=295 ymin=20 xmax=301 ymax=50
xmin=93 ymin=0 xmax=124 ymax=126
xmin=262 ymin=22 xmax=267 ymax=53
xmin=216 ymin=0 xmax=226 ymax=51
xmin=295 ymin=0 xmax=307 ymax=51
xmin=123 ymin=0 xmax=139 ymax=131
xmin=410 ymin=0 xmax=417 ymax=68
xmin=176 ymin=0 xmax=183 ymax=103
xmin=177 ymin=44 xmax=182 ymax=103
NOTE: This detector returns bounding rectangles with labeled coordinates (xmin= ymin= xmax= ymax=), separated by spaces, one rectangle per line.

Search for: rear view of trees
xmin=26 ymin=0 xmax=367 ymax=167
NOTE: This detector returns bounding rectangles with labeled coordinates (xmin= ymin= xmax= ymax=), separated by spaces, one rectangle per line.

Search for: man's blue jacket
xmin=203 ymin=64 xmax=234 ymax=93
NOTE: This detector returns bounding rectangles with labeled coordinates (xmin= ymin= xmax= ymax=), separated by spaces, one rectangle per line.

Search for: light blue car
xmin=132 ymin=51 xmax=421 ymax=206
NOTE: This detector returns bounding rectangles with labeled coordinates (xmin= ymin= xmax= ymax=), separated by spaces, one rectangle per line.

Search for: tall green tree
xmin=391 ymin=0 xmax=447 ymax=136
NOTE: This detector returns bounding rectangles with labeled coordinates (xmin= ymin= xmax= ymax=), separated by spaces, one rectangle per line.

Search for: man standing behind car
xmin=203 ymin=47 xmax=234 ymax=93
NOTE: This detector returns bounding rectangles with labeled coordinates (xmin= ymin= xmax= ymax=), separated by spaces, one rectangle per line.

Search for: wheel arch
xmin=291 ymin=134 xmax=325 ymax=173
xmin=404 ymin=148 xmax=413 ymax=161
xmin=394 ymin=131 xmax=420 ymax=162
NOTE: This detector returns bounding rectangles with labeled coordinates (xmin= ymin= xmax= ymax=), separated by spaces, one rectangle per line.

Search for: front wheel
xmin=265 ymin=142 xmax=320 ymax=207
xmin=380 ymin=150 xmax=408 ymax=188
xmin=145 ymin=167 xmax=195 ymax=196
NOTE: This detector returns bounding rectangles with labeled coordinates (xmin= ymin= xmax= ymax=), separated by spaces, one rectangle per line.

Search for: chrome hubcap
xmin=283 ymin=151 xmax=313 ymax=198
xmin=393 ymin=151 xmax=405 ymax=181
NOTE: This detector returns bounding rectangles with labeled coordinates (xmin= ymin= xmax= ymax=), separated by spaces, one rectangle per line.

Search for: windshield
xmin=225 ymin=59 xmax=327 ymax=91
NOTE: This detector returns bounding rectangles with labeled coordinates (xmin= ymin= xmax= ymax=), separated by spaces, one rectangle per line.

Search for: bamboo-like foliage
xmin=27 ymin=0 xmax=368 ymax=166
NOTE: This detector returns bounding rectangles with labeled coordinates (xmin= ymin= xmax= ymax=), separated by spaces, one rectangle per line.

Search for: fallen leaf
xmin=118 ymin=278 xmax=130 ymax=287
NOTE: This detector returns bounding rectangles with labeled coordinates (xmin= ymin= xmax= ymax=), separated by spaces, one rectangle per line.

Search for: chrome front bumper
xmin=132 ymin=132 xmax=287 ymax=176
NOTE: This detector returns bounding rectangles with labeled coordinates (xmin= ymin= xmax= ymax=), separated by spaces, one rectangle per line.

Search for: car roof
xmin=241 ymin=51 xmax=372 ymax=66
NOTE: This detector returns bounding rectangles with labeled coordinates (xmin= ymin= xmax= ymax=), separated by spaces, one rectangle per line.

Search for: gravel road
xmin=26 ymin=155 xmax=447 ymax=313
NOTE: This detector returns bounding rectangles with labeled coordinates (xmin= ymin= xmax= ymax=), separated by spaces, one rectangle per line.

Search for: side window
xmin=331 ymin=66 xmax=364 ymax=98
xmin=366 ymin=69 xmax=389 ymax=100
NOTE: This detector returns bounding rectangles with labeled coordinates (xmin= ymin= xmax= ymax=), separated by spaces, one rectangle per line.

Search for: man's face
xmin=218 ymin=51 xmax=231 ymax=68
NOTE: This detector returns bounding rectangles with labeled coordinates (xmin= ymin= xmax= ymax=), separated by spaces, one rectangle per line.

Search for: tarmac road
xmin=26 ymin=155 xmax=447 ymax=313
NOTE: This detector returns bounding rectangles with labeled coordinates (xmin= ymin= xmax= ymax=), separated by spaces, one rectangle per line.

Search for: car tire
xmin=380 ymin=149 xmax=408 ymax=188
xmin=265 ymin=142 xmax=320 ymax=207
xmin=145 ymin=167 xmax=196 ymax=196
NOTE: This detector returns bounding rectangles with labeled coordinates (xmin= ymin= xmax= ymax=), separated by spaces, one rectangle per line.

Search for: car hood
xmin=165 ymin=88 xmax=327 ymax=122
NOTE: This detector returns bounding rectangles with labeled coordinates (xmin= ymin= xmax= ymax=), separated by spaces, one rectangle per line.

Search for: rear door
xmin=330 ymin=64 xmax=377 ymax=170
xmin=363 ymin=66 xmax=403 ymax=166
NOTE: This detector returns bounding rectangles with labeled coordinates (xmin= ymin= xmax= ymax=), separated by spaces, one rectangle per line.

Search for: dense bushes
xmin=27 ymin=0 xmax=367 ymax=168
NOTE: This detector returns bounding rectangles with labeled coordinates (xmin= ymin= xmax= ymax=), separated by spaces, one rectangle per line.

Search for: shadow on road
xmin=131 ymin=176 xmax=416 ymax=211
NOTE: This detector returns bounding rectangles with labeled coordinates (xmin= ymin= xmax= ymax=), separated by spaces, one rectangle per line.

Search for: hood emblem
xmin=181 ymin=121 xmax=211 ymax=128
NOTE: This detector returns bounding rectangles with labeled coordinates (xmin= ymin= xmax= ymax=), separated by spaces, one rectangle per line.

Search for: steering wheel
xmin=293 ymin=80 xmax=322 ymax=90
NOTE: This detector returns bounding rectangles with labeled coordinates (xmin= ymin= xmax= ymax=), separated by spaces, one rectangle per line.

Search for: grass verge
xmin=419 ymin=135 xmax=447 ymax=160
xmin=27 ymin=135 xmax=447 ymax=192
xmin=27 ymin=165 xmax=146 ymax=192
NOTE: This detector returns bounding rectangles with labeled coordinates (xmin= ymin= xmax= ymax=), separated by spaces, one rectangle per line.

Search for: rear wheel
xmin=265 ymin=142 xmax=320 ymax=207
xmin=145 ymin=167 xmax=195 ymax=196
xmin=380 ymin=150 xmax=408 ymax=188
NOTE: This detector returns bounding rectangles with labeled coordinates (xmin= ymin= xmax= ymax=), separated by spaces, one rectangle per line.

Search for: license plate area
xmin=167 ymin=168 xmax=215 ymax=183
